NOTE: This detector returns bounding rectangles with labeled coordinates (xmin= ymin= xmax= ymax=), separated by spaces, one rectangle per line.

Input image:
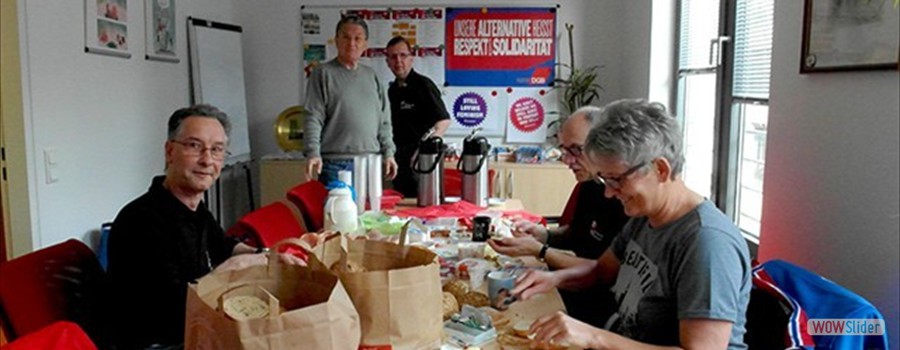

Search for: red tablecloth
xmin=391 ymin=200 xmax=544 ymax=227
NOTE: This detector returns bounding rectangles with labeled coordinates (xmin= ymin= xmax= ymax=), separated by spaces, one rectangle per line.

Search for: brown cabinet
xmin=259 ymin=158 xmax=576 ymax=217
xmin=259 ymin=158 xmax=309 ymax=207
xmin=490 ymin=162 xmax=577 ymax=217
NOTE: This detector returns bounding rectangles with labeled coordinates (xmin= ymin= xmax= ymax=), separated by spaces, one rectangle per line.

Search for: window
xmin=676 ymin=0 xmax=774 ymax=241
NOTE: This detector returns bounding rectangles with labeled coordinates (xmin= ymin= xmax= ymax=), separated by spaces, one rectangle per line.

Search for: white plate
xmin=444 ymin=196 xmax=461 ymax=203
xmin=488 ymin=197 xmax=505 ymax=206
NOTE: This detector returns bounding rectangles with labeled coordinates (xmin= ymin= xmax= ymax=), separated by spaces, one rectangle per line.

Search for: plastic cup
xmin=458 ymin=242 xmax=485 ymax=259
xmin=469 ymin=264 xmax=488 ymax=290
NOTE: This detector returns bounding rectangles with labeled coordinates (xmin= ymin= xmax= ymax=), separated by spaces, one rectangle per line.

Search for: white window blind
xmin=679 ymin=0 xmax=721 ymax=70
xmin=733 ymin=0 xmax=774 ymax=99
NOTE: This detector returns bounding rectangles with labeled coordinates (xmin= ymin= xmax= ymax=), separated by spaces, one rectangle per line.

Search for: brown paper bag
xmin=185 ymin=239 xmax=361 ymax=350
xmin=316 ymin=229 xmax=443 ymax=350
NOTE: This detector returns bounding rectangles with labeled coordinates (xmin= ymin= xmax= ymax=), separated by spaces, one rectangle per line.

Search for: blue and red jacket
xmin=750 ymin=259 xmax=889 ymax=350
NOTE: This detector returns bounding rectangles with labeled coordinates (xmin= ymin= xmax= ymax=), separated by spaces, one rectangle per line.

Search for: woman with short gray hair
xmin=513 ymin=99 xmax=751 ymax=349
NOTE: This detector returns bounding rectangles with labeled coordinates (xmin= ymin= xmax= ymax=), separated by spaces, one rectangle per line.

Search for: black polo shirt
xmin=388 ymin=69 xmax=450 ymax=153
xmin=108 ymin=176 xmax=237 ymax=349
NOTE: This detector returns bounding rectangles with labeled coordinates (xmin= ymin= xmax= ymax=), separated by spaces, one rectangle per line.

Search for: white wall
xmin=15 ymin=0 xmax=238 ymax=252
xmin=759 ymin=1 xmax=900 ymax=347
xmin=236 ymin=0 xmax=647 ymax=159
xmin=12 ymin=0 xmax=651 ymax=254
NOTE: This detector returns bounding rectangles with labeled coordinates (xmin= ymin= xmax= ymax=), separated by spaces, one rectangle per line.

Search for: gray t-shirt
xmin=607 ymin=200 xmax=751 ymax=349
xmin=304 ymin=59 xmax=395 ymax=158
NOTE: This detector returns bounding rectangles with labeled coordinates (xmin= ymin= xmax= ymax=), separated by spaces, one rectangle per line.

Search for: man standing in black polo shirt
xmin=385 ymin=36 xmax=451 ymax=197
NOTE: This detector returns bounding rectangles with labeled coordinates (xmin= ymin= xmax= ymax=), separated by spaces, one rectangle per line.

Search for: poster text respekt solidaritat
xmin=445 ymin=8 xmax=556 ymax=87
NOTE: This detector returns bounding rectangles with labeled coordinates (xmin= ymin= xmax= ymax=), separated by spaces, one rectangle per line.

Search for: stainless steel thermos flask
xmin=459 ymin=130 xmax=491 ymax=207
xmin=413 ymin=135 xmax=445 ymax=207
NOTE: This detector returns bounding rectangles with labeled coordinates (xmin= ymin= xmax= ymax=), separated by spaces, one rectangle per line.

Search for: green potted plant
xmin=551 ymin=23 xmax=603 ymax=129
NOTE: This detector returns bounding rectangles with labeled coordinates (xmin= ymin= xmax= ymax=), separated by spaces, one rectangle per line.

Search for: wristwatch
xmin=538 ymin=244 xmax=550 ymax=261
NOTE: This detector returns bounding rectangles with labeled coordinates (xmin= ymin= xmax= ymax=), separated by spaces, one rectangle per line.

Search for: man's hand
xmin=511 ymin=218 xmax=549 ymax=242
xmin=306 ymin=157 xmax=323 ymax=180
xmin=487 ymin=236 xmax=543 ymax=258
xmin=214 ymin=253 xmax=267 ymax=272
xmin=214 ymin=252 xmax=307 ymax=273
xmin=384 ymin=157 xmax=398 ymax=180
xmin=511 ymin=269 xmax=560 ymax=301
xmin=273 ymin=252 xmax=308 ymax=266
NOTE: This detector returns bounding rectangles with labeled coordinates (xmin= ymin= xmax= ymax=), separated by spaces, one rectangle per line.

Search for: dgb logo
xmin=530 ymin=67 xmax=551 ymax=85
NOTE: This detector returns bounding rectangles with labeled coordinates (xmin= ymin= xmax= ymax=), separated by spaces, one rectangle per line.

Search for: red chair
xmin=1 ymin=321 xmax=96 ymax=350
xmin=0 ymin=239 xmax=109 ymax=348
xmin=226 ymin=200 xmax=307 ymax=248
xmin=286 ymin=180 xmax=328 ymax=232
xmin=443 ymin=168 xmax=495 ymax=198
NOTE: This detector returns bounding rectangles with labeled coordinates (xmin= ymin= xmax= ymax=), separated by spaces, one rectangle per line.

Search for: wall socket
xmin=44 ymin=148 xmax=59 ymax=184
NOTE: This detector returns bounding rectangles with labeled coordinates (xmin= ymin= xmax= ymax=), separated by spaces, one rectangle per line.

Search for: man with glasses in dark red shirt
xmin=489 ymin=106 xmax=628 ymax=327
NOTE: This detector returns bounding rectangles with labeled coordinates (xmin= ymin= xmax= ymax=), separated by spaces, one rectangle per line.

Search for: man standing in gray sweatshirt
xmin=304 ymin=15 xmax=397 ymax=184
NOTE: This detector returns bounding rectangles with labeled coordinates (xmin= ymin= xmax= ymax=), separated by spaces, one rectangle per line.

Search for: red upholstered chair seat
xmin=286 ymin=180 xmax=329 ymax=232
xmin=0 ymin=239 xmax=109 ymax=348
xmin=1 ymin=321 xmax=96 ymax=350
xmin=226 ymin=201 xmax=307 ymax=248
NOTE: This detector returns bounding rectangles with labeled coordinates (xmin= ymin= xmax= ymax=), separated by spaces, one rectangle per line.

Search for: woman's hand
xmin=529 ymin=311 xmax=605 ymax=350
xmin=511 ymin=269 xmax=560 ymax=301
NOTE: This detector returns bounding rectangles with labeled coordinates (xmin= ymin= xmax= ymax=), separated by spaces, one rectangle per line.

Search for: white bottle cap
xmin=338 ymin=170 xmax=352 ymax=186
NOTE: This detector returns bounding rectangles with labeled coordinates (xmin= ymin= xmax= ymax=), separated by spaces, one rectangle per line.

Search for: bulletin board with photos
xmin=300 ymin=5 xmax=561 ymax=144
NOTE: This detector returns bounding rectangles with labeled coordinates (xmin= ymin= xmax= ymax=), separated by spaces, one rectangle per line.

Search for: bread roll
xmin=512 ymin=321 xmax=531 ymax=338
xmin=460 ymin=291 xmax=490 ymax=308
xmin=442 ymin=292 xmax=459 ymax=320
xmin=443 ymin=280 xmax=470 ymax=304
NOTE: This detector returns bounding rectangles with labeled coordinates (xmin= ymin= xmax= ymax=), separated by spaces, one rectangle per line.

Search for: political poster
xmin=505 ymin=88 xmax=558 ymax=143
xmin=443 ymin=87 xmax=506 ymax=137
xmin=445 ymin=7 xmax=556 ymax=87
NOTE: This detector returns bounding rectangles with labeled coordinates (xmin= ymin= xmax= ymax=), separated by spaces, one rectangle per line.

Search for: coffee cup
xmin=472 ymin=216 xmax=491 ymax=241
xmin=487 ymin=270 xmax=516 ymax=310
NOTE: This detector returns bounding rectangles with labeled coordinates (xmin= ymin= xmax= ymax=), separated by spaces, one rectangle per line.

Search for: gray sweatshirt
xmin=303 ymin=59 xmax=395 ymax=158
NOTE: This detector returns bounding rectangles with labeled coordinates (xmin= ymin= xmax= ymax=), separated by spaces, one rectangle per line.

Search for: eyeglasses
xmin=171 ymin=139 xmax=230 ymax=160
xmin=559 ymin=144 xmax=583 ymax=158
xmin=594 ymin=162 xmax=647 ymax=189
xmin=387 ymin=52 xmax=412 ymax=60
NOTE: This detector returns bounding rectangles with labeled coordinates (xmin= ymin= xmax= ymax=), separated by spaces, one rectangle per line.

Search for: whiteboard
xmin=188 ymin=18 xmax=251 ymax=165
